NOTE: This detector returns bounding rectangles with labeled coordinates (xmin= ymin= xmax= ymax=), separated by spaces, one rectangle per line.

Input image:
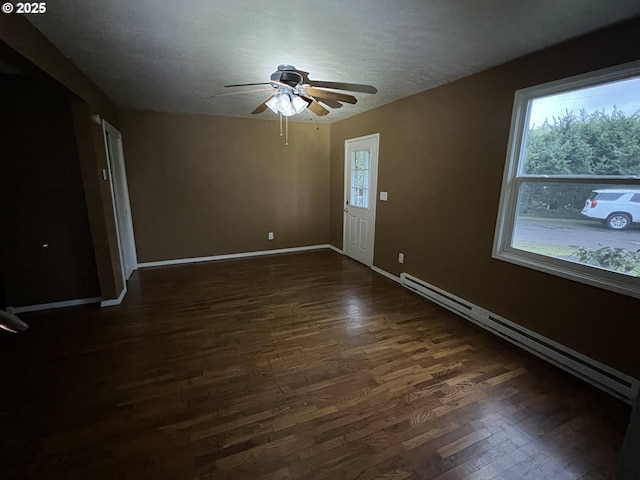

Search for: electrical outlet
xmin=268 ymin=232 xmax=274 ymax=240
xmin=398 ymin=253 xmax=404 ymax=264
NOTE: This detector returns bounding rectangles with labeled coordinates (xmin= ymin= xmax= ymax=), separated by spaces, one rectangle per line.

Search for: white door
xmin=102 ymin=121 xmax=137 ymax=281
xmin=343 ymin=133 xmax=379 ymax=266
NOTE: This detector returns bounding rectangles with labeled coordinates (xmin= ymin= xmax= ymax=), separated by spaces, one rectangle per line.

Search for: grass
xmin=517 ymin=215 xmax=593 ymax=225
xmin=512 ymin=241 xmax=575 ymax=258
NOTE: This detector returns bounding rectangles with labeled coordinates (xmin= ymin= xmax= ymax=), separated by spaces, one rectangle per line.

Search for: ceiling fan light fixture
xmin=291 ymin=95 xmax=308 ymax=114
xmin=265 ymin=92 xmax=308 ymax=117
xmin=265 ymin=95 xmax=280 ymax=114
xmin=277 ymin=93 xmax=293 ymax=115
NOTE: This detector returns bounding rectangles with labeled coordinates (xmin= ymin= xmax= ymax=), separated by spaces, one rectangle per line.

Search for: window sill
xmin=492 ymin=248 xmax=640 ymax=300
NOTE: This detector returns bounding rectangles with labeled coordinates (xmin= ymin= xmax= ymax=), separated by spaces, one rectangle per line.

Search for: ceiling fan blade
xmin=252 ymin=95 xmax=275 ymax=114
xmin=305 ymin=87 xmax=357 ymax=104
xmin=316 ymin=98 xmax=343 ymax=109
xmin=212 ymin=88 xmax=273 ymax=98
xmin=308 ymin=81 xmax=377 ymax=94
xmin=224 ymin=82 xmax=272 ymax=87
xmin=305 ymin=98 xmax=330 ymax=116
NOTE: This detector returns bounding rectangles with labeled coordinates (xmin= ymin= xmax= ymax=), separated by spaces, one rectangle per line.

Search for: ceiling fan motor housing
xmin=271 ymin=66 xmax=303 ymax=87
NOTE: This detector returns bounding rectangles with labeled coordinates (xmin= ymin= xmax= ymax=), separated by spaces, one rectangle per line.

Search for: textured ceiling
xmin=28 ymin=1 xmax=640 ymax=123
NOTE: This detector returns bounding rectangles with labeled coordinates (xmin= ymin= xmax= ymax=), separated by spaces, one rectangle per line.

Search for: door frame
xmin=102 ymin=120 xmax=138 ymax=291
xmin=342 ymin=133 xmax=380 ymax=266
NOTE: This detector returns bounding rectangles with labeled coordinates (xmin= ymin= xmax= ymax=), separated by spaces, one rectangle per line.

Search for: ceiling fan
xmin=217 ymin=64 xmax=377 ymax=117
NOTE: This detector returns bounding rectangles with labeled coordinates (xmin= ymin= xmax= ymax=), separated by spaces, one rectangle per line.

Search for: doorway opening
xmin=102 ymin=121 xmax=138 ymax=287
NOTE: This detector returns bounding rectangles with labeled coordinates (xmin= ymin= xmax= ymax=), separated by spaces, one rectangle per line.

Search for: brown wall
xmin=119 ymin=110 xmax=330 ymax=262
xmin=0 ymin=75 xmax=101 ymax=306
xmin=0 ymin=16 xmax=123 ymax=300
xmin=330 ymin=19 xmax=640 ymax=377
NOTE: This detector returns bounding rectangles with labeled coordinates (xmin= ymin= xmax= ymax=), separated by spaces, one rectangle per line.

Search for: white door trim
xmin=102 ymin=120 xmax=138 ymax=298
xmin=343 ymin=133 xmax=380 ymax=266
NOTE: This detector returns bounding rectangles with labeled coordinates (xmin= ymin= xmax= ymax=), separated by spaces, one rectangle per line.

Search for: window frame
xmin=493 ymin=61 xmax=640 ymax=300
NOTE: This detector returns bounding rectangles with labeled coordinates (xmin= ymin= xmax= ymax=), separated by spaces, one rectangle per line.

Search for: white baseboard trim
xmin=399 ymin=272 xmax=639 ymax=404
xmin=371 ymin=265 xmax=401 ymax=284
xmin=11 ymin=296 xmax=102 ymax=314
xmin=137 ymin=244 xmax=333 ymax=268
xmin=100 ymin=286 xmax=127 ymax=307
xmin=328 ymin=245 xmax=344 ymax=255
xmin=7 ymin=246 xmax=340 ymax=313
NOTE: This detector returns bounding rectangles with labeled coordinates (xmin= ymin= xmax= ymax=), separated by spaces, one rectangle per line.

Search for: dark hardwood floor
xmin=0 ymin=250 xmax=631 ymax=479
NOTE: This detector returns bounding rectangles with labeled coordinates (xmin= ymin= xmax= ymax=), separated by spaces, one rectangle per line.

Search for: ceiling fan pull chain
xmin=279 ymin=112 xmax=283 ymax=137
xmin=285 ymin=116 xmax=289 ymax=146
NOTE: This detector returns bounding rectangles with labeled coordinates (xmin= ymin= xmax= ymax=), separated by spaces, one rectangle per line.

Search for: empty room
xmin=1 ymin=2 xmax=639 ymax=479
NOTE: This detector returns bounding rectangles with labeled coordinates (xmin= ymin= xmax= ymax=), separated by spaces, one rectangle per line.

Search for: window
xmin=350 ymin=149 xmax=371 ymax=208
xmin=493 ymin=62 xmax=640 ymax=299
xmin=590 ymin=192 xmax=624 ymax=201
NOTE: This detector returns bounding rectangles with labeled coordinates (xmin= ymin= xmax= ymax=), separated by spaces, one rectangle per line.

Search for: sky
xmin=528 ymin=75 xmax=640 ymax=128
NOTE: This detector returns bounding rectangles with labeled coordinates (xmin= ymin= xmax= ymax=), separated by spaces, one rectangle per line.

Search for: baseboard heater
xmin=399 ymin=272 xmax=638 ymax=404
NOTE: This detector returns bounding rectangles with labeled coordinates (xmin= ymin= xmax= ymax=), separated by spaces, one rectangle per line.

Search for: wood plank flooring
xmin=0 ymin=250 xmax=631 ymax=479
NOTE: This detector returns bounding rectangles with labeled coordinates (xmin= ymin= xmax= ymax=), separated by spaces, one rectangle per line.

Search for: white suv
xmin=581 ymin=189 xmax=640 ymax=230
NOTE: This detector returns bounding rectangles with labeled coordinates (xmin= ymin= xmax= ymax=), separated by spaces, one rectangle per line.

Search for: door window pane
xmin=351 ymin=149 xmax=370 ymax=208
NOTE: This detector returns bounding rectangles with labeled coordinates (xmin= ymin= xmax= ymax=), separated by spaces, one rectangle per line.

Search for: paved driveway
xmin=513 ymin=217 xmax=640 ymax=251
